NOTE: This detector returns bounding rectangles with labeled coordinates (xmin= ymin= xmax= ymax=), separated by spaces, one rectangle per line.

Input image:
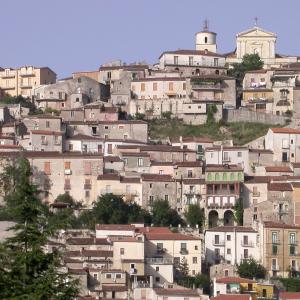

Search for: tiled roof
xmin=132 ymin=77 xmax=186 ymax=82
xmin=182 ymin=178 xmax=205 ymax=184
xmin=216 ymin=277 xmax=255 ymax=284
xmin=206 ymin=164 xmax=243 ymax=172
xmin=175 ymin=161 xmax=203 ymax=167
xmin=170 ymin=136 xmax=213 ymax=143
xmin=211 ymin=295 xmax=251 ymax=300
xmin=31 ymin=130 xmax=63 ymax=136
xmin=140 ymin=145 xmax=195 ymax=153
xmin=265 ymin=166 xmax=293 ymax=173
xmin=82 ymin=250 xmax=113 ymax=257
xmin=136 ymin=227 xmax=172 ymax=234
xmin=268 ymin=182 xmax=293 ymax=191
xmin=145 ymin=232 xmax=200 ymax=241
xmin=96 ymin=224 xmax=135 ymax=231
xmin=153 ymin=288 xmax=200 ymax=296
xmin=121 ymin=152 xmax=149 ymax=157
xmin=264 ymin=221 xmax=300 ymax=229
xmin=159 ymin=49 xmax=225 ymax=58
xmin=151 ymin=161 xmax=174 ymax=166
xmin=206 ymin=226 xmax=257 ymax=233
xmin=104 ymin=156 xmax=122 ymax=162
xmin=279 ymin=292 xmax=300 ymax=299
xmin=206 ymin=146 xmax=248 ymax=151
xmin=0 ymin=151 xmax=102 ymax=158
xmin=244 ymin=176 xmax=270 ymax=184
xmin=141 ymin=173 xmax=174 ymax=182
xmin=67 ymin=237 xmax=110 ymax=245
xmin=271 ymin=128 xmax=300 ymax=134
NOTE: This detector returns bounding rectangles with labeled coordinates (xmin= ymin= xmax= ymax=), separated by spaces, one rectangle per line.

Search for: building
xmin=279 ymin=292 xmax=300 ymax=300
xmin=205 ymin=226 xmax=260 ymax=266
xmin=259 ymin=221 xmax=300 ymax=278
xmin=0 ymin=66 xmax=56 ymax=97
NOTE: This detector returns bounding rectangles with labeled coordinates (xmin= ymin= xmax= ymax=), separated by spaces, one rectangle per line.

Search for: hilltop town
xmin=1 ymin=22 xmax=300 ymax=300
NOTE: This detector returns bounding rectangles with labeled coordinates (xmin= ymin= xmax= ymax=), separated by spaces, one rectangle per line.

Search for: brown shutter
xmin=44 ymin=162 xmax=51 ymax=175
xmin=64 ymin=161 xmax=71 ymax=169
xmin=84 ymin=162 xmax=92 ymax=175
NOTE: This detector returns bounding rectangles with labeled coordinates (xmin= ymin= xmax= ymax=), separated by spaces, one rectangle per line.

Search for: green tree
xmin=228 ymin=53 xmax=264 ymax=86
xmin=0 ymin=156 xmax=78 ymax=299
xmin=237 ymin=258 xmax=266 ymax=279
xmin=152 ymin=199 xmax=183 ymax=227
xmin=184 ymin=204 xmax=204 ymax=228
xmin=206 ymin=104 xmax=218 ymax=124
xmin=280 ymin=278 xmax=300 ymax=292
xmin=234 ymin=198 xmax=244 ymax=226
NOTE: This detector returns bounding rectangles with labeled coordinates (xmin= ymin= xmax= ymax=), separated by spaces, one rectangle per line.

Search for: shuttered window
xmin=84 ymin=162 xmax=92 ymax=175
xmin=44 ymin=162 xmax=51 ymax=175
xmin=64 ymin=161 xmax=71 ymax=170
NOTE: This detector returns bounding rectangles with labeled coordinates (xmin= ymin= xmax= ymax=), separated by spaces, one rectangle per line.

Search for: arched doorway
xmin=208 ymin=210 xmax=219 ymax=228
xmin=195 ymin=68 xmax=200 ymax=76
xmin=224 ymin=210 xmax=234 ymax=226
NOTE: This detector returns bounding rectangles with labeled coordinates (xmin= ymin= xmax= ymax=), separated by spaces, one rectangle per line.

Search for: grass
xmin=148 ymin=119 xmax=281 ymax=146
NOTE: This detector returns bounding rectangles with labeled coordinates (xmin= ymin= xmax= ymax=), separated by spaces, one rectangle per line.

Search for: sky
xmin=1 ymin=0 xmax=300 ymax=78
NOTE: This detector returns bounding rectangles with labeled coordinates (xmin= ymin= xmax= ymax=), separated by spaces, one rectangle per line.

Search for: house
xmin=265 ymin=128 xmax=300 ymax=163
xmin=205 ymin=226 xmax=260 ymax=266
xmin=279 ymin=292 xmax=300 ymax=300
xmin=259 ymin=221 xmax=300 ymax=278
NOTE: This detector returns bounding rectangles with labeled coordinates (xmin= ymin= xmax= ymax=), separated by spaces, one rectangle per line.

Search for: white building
xmin=265 ymin=128 xmax=300 ymax=163
xmin=205 ymin=226 xmax=260 ymax=265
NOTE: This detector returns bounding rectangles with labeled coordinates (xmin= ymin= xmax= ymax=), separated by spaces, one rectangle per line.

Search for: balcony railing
xmin=180 ymin=249 xmax=189 ymax=255
xmin=146 ymin=257 xmax=173 ymax=265
xmin=241 ymin=241 xmax=254 ymax=247
xmin=1 ymin=73 xmax=15 ymax=78
xmin=271 ymin=265 xmax=279 ymax=271
xmin=20 ymin=83 xmax=32 ymax=88
xmin=41 ymin=140 xmax=48 ymax=145
xmin=156 ymin=248 xmax=167 ymax=255
xmin=20 ymin=71 xmax=34 ymax=77
xmin=213 ymin=240 xmax=225 ymax=246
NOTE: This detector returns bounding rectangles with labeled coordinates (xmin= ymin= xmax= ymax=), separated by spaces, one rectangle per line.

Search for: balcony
xmin=272 ymin=240 xmax=280 ymax=245
xmin=64 ymin=184 xmax=71 ymax=190
xmin=271 ymin=265 xmax=279 ymax=271
xmin=156 ymin=248 xmax=167 ymax=255
xmin=20 ymin=83 xmax=32 ymax=88
xmin=213 ymin=240 xmax=225 ymax=246
xmin=130 ymin=268 xmax=137 ymax=275
xmin=41 ymin=140 xmax=48 ymax=145
xmin=20 ymin=71 xmax=34 ymax=77
xmin=146 ymin=257 xmax=173 ymax=265
xmin=84 ymin=184 xmax=91 ymax=190
xmin=1 ymin=73 xmax=15 ymax=78
xmin=180 ymin=249 xmax=189 ymax=255
xmin=241 ymin=241 xmax=254 ymax=247
xmin=2 ymin=86 xmax=15 ymax=90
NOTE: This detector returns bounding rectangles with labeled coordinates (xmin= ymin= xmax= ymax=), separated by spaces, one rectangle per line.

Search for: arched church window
xmin=205 ymin=37 xmax=208 ymax=43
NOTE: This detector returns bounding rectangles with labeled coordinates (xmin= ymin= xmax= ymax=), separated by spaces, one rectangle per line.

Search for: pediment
xmin=237 ymin=26 xmax=276 ymax=38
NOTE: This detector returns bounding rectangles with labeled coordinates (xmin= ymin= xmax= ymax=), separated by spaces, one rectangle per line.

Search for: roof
xmin=206 ymin=226 xmax=257 ymax=233
xmin=244 ymin=176 xmax=270 ymax=184
xmin=132 ymin=77 xmax=186 ymax=82
xmin=265 ymin=166 xmax=293 ymax=173
xmin=95 ymin=224 xmax=135 ymax=231
xmin=142 ymin=173 xmax=174 ymax=182
xmin=170 ymin=136 xmax=213 ymax=143
xmin=264 ymin=221 xmax=300 ymax=229
xmin=82 ymin=249 xmax=113 ymax=257
xmin=104 ymin=156 xmax=122 ymax=163
xmin=68 ymin=134 xmax=103 ymax=141
xmin=206 ymin=164 xmax=243 ymax=172
xmin=279 ymin=292 xmax=300 ymax=299
xmin=102 ymin=285 xmax=127 ymax=292
xmin=216 ymin=277 xmax=255 ymax=284
xmin=0 ymin=151 xmax=103 ymax=159
xmin=121 ymin=152 xmax=149 ymax=157
xmin=140 ymin=145 xmax=195 ymax=153
xmin=249 ymin=149 xmax=273 ymax=154
xmin=268 ymin=182 xmax=293 ymax=192
xmin=67 ymin=237 xmax=110 ymax=245
xmin=211 ymin=295 xmax=251 ymax=300
xmin=175 ymin=161 xmax=203 ymax=167
xmin=145 ymin=232 xmax=200 ymax=241
xmin=99 ymin=64 xmax=148 ymax=71
xmin=136 ymin=227 xmax=172 ymax=234
xmin=31 ymin=130 xmax=63 ymax=136
xmin=270 ymin=128 xmax=300 ymax=134
xmin=159 ymin=49 xmax=224 ymax=58
xmin=206 ymin=146 xmax=248 ymax=151
xmin=153 ymin=288 xmax=200 ymax=297
xmin=182 ymin=178 xmax=205 ymax=185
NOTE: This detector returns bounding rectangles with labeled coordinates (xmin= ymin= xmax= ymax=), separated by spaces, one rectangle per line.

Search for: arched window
xmin=215 ymin=70 xmax=219 ymax=75
xmin=205 ymin=37 xmax=208 ymax=43
xmin=207 ymin=173 xmax=212 ymax=181
xmin=230 ymin=173 xmax=235 ymax=181
xmin=215 ymin=173 xmax=220 ymax=181
xmin=223 ymin=173 xmax=227 ymax=181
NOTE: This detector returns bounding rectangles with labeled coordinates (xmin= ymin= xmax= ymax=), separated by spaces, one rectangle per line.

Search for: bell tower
xmin=195 ymin=20 xmax=217 ymax=53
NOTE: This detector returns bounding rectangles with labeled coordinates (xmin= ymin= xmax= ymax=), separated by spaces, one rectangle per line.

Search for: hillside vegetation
xmin=149 ymin=119 xmax=281 ymax=146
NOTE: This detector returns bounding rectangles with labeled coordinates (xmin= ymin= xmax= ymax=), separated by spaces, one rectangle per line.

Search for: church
xmin=224 ymin=21 xmax=300 ymax=68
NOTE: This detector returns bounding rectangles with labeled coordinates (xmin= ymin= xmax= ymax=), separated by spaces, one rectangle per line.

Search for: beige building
xmin=0 ymin=66 xmax=56 ymax=97
xmin=259 ymin=221 xmax=300 ymax=278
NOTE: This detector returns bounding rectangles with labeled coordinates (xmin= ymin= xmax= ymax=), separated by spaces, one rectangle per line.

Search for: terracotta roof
xmin=159 ymin=49 xmax=225 ymax=58
xmin=175 ymin=161 xmax=203 ymax=167
xmin=141 ymin=145 xmax=195 ymax=153
xmin=142 ymin=173 xmax=174 ymax=182
xmin=145 ymin=232 xmax=200 ymax=241
xmin=268 ymin=182 xmax=293 ymax=191
xmin=31 ymin=130 xmax=63 ymax=136
xmin=279 ymin=292 xmax=300 ymax=299
xmin=249 ymin=149 xmax=273 ymax=154
xmin=206 ymin=226 xmax=257 ymax=233
xmin=265 ymin=166 xmax=293 ymax=173
xmin=67 ymin=237 xmax=110 ymax=245
xmin=0 ymin=145 xmax=22 ymax=149
xmin=104 ymin=156 xmax=122 ymax=162
xmin=96 ymin=224 xmax=135 ymax=231
xmin=264 ymin=221 xmax=300 ymax=229
xmin=154 ymin=288 xmax=200 ymax=297
xmin=292 ymin=182 xmax=300 ymax=188
xmin=170 ymin=136 xmax=213 ymax=143
xmin=102 ymin=285 xmax=127 ymax=292
xmin=0 ymin=151 xmax=102 ymax=158
xmin=0 ymin=135 xmax=15 ymax=140
xmin=182 ymin=178 xmax=205 ymax=184
xmin=121 ymin=152 xmax=149 ymax=157
xmin=68 ymin=134 xmax=103 ymax=141
xmin=82 ymin=250 xmax=113 ymax=257
xmin=206 ymin=146 xmax=248 ymax=151
xmin=271 ymin=128 xmax=300 ymax=134
xmin=151 ymin=161 xmax=174 ymax=166
xmin=292 ymin=163 xmax=300 ymax=168
xmin=216 ymin=277 xmax=255 ymax=284
xmin=132 ymin=77 xmax=186 ymax=82
xmin=206 ymin=164 xmax=243 ymax=172
xmin=211 ymin=295 xmax=251 ymax=300
xmin=244 ymin=176 xmax=270 ymax=184
xmin=120 ymin=176 xmax=140 ymax=183
xmin=136 ymin=227 xmax=172 ymax=234
xmin=97 ymin=173 xmax=120 ymax=181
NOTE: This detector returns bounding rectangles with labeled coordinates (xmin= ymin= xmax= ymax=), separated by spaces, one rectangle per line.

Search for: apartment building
xmin=259 ymin=221 xmax=300 ymax=278
xmin=0 ymin=66 xmax=56 ymax=97
xmin=205 ymin=164 xmax=244 ymax=227
xmin=265 ymin=128 xmax=300 ymax=163
xmin=205 ymin=226 xmax=260 ymax=266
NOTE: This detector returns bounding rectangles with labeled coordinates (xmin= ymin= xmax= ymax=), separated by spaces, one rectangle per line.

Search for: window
xmin=69 ymin=143 xmax=73 ymax=151
xmin=153 ymin=82 xmax=157 ymax=91
xmin=237 ymin=151 xmax=242 ymax=157
xmin=85 ymin=190 xmax=90 ymax=198
xmin=165 ymin=183 xmax=168 ymax=188
xmin=291 ymin=139 xmax=294 ymax=144
xmin=105 ymin=273 xmax=112 ymax=279
xmin=93 ymin=273 xmax=98 ymax=280
xmin=149 ymin=196 xmax=154 ymax=205
xmin=141 ymin=83 xmax=145 ymax=92
xmin=159 ymin=170 xmax=164 ymax=175
xmin=225 ymin=270 xmax=229 ymax=277
xmin=150 ymin=183 xmax=153 ymax=188
xmin=41 ymin=135 xmax=47 ymax=144
xmin=104 ymin=126 xmax=109 ymax=130
xmin=76 ymin=97 xmax=80 ymax=102
xmin=165 ymin=195 xmax=169 ymax=201
xmin=156 ymin=277 xmax=160 ymax=283
xmin=108 ymin=144 xmax=112 ymax=154
xmin=138 ymin=158 xmax=143 ymax=166
xmin=124 ymin=134 xmax=128 ymax=139
xmin=195 ymin=245 xmax=198 ymax=250
xmin=116 ymin=274 xmax=122 ymax=279
xmin=92 ymin=126 xmax=97 ymax=135
xmin=119 ymin=125 xmax=124 ymax=130
xmin=188 ymin=170 xmax=193 ymax=178
xmin=189 ymin=56 xmax=193 ymax=66
xmin=157 ymin=242 xmax=163 ymax=251
xmin=244 ymin=249 xmax=248 ymax=259
xmin=180 ymin=242 xmax=187 ymax=251
xmin=44 ymin=162 xmax=51 ymax=175
xmin=227 ymin=248 xmax=231 ymax=255
xmin=290 ymin=245 xmax=296 ymax=255
xmin=120 ymin=248 xmax=124 ymax=255
xmin=169 ymin=82 xmax=173 ymax=91
xmin=290 ymin=233 xmax=296 ymax=244
xmin=174 ymin=56 xmax=178 ymax=65
xmin=227 ymin=235 xmax=231 ymax=241
xmin=193 ymin=257 xmax=197 ymax=264
xmin=46 ymin=121 xmax=50 ymax=128
xmin=272 ymin=232 xmax=278 ymax=244
xmin=84 ymin=162 xmax=92 ymax=175
xmin=272 ymin=244 xmax=278 ymax=255
xmin=214 ymin=58 xmax=219 ymax=67
xmin=183 ymin=82 xmax=186 ymax=90
xmin=64 ymin=161 xmax=71 ymax=170
xmin=156 ymin=266 xmax=159 ymax=271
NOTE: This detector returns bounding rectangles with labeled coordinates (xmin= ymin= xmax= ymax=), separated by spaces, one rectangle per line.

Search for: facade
xmin=0 ymin=66 xmax=56 ymax=97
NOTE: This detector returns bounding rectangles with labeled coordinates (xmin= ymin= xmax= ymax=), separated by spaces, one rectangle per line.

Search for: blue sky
xmin=1 ymin=0 xmax=299 ymax=78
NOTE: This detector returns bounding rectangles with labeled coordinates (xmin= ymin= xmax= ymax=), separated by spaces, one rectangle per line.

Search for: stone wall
xmin=223 ymin=108 xmax=288 ymax=125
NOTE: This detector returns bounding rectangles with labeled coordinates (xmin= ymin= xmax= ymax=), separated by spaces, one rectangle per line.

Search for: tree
xmin=228 ymin=53 xmax=264 ymax=86
xmin=234 ymin=198 xmax=244 ymax=226
xmin=175 ymin=257 xmax=189 ymax=280
xmin=184 ymin=204 xmax=204 ymax=228
xmin=0 ymin=156 xmax=78 ymax=299
xmin=206 ymin=104 xmax=218 ymax=124
xmin=237 ymin=258 xmax=266 ymax=279
xmin=152 ymin=199 xmax=183 ymax=227
xmin=280 ymin=278 xmax=300 ymax=292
